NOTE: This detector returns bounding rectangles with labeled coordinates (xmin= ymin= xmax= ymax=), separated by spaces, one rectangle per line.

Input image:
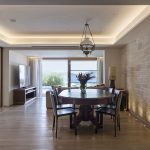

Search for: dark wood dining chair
xmin=95 ymin=89 xmax=122 ymax=136
xmin=49 ymin=91 xmax=77 ymax=138
xmin=53 ymin=88 xmax=74 ymax=109
xmin=96 ymin=87 xmax=115 ymax=109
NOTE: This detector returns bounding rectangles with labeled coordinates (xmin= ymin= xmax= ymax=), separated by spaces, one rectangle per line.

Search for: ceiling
xmin=0 ymin=0 xmax=149 ymax=5
xmin=0 ymin=5 xmax=150 ymax=47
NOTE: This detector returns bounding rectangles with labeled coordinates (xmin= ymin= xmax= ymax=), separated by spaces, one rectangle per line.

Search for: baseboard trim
xmin=129 ymin=110 xmax=150 ymax=129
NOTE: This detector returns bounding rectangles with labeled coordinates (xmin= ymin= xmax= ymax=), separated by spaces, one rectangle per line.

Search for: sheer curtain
xmin=97 ymin=57 xmax=104 ymax=84
xmin=29 ymin=58 xmax=42 ymax=97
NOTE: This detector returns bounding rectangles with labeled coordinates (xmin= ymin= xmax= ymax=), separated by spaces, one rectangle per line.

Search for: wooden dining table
xmin=59 ymin=88 xmax=114 ymax=125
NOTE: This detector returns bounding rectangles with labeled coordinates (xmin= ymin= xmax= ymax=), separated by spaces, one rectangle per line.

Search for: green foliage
xmin=42 ymin=73 xmax=64 ymax=86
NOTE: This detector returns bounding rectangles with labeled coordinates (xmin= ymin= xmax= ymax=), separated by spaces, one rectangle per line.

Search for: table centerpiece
xmin=76 ymin=72 xmax=95 ymax=94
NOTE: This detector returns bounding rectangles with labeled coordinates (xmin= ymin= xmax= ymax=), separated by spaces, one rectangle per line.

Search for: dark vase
xmin=80 ymin=83 xmax=86 ymax=94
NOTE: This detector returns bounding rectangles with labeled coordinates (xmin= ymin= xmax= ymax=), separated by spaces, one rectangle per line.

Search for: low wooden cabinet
xmin=13 ymin=87 xmax=36 ymax=105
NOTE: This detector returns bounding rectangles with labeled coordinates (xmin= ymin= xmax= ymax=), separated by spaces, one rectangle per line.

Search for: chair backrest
xmin=53 ymin=88 xmax=62 ymax=105
xmin=108 ymin=88 xmax=114 ymax=94
xmin=49 ymin=91 xmax=57 ymax=116
xmin=114 ymin=89 xmax=122 ymax=115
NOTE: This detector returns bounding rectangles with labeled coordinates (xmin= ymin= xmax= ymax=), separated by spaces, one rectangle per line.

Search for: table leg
xmin=76 ymin=105 xmax=96 ymax=125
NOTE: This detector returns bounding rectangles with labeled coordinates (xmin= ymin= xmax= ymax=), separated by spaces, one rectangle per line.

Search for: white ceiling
xmin=0 ymin=0 xmax=149 ymax=5
xmin=0 ymin=5 xmax=150 ymax=47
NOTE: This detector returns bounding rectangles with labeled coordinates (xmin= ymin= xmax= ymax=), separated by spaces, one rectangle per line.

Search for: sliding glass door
xmin=42 ymin=59 xmax=68 ymax=95
xmin=41 ymin=58 xmax=102 ymax=96
xmin=70 ymin=60 xmax=97 ymax=87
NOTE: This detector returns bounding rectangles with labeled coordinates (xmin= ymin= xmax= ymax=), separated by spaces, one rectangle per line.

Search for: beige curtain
xmin=97 ymin=57 xmax=103 ymax=84
xmin=29 ymin=58 xmax=42 ymax=97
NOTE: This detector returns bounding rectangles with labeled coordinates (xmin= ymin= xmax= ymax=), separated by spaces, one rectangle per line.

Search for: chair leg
xmin=118 ymin=115 xmax=120 ymax=131
xmin=95 ymin=112 xmax=99 ymax=134
xmin=70 ymin=115 xmax=72 ymax=128
xmin=114 ymin=116 xmax=117 ymax=137
xmin=74 ymin=113 xmax=77 ymax=135
xmin=56 ymin=117 xmax=58 ymax=138
xmin=53 ymin=115 xmax=55 ymax=129
xmin=100 ymin=113 xmax=103 ymax=128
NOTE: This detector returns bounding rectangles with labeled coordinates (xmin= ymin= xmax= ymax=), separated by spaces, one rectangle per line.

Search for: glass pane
xmin=42 ymin=60 xmax=68 ymax=86
xmin=71 ymin=60 xmax=97 ymax=87
xmin=71 ymin=71 xmax=97 ymax=83
xmin=71 ymin=60 xmax=97 ymax=70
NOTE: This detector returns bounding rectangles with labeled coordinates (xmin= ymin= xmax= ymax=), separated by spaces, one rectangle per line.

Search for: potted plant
xmin=76 ymin=72 xmax=95 ymax=94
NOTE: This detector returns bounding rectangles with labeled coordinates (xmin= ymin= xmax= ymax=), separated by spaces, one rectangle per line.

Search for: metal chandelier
xmin=80 ymin=23 xmax=95 ymax=56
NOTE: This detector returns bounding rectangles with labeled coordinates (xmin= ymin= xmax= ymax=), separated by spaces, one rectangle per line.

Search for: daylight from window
xmin=71 ymin=60 xmax=97 ymax=87
xmin=42 ymin=59 xmax=98 ymax=95
xmin=42 ymin=60 xmax=68 ymax=95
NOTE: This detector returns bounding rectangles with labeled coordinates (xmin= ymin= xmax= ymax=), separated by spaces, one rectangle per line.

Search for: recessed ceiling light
xmin=10 ymin=19 xmax=16 ymax=22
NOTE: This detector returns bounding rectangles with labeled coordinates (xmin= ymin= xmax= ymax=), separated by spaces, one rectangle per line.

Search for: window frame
xmin=70 ymin=59 xmax=97 ymax=87
xmin=42 ymin=57 xmax=98 ymax=87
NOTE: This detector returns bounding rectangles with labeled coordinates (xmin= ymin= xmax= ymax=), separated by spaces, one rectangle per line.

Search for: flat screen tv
xmin=19 ymin=65 xmax=30 ymax=88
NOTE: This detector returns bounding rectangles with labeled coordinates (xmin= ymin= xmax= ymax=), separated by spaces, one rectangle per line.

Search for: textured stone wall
xmin=121 ymin=35 xmax=150 ymax=123
xmin=0 ymin=48 xmax=1 ymax=106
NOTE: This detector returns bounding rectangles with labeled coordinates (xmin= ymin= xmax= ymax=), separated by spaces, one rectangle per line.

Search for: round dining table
xmin=59 ymin=88 xmax=114 ymax=125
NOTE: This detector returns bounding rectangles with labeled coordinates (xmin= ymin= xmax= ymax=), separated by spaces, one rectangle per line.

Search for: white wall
xmin=3 ymin=49 xmax=28 ymax=106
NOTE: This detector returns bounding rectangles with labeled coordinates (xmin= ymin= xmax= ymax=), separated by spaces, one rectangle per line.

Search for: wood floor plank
xmin=0 ymin=98 xmax=150 ymax=150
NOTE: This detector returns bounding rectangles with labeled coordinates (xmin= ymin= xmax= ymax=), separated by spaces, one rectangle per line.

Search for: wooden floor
xmin=0 ymin=98 xmax=150 ymax=150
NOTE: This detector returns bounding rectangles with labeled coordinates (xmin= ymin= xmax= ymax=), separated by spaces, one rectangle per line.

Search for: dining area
xmin=49 ymin=87 xmax=123 ymax=138
xmin=0 ymin=4 xmax=150 ymax=150
xmin=0 ymin=90 xmax=149 ymax=150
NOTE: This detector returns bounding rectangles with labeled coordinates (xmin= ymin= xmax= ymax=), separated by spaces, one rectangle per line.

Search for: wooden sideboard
xmin=13 ymin=87 xmax=36 ymax=105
